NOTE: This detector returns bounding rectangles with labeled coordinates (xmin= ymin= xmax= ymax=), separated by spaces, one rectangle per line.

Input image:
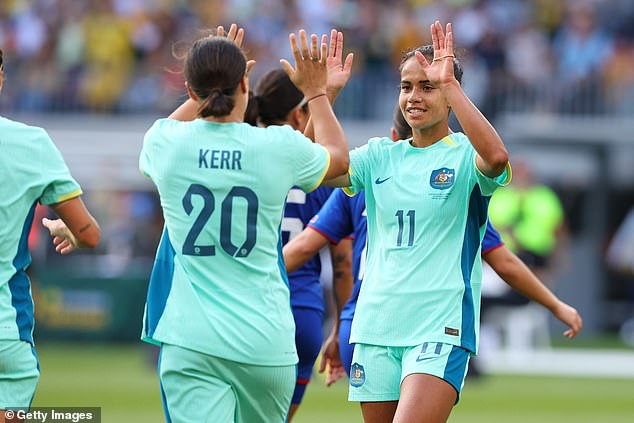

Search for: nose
xmin=408 ymin=87 xmax=422 ymax=104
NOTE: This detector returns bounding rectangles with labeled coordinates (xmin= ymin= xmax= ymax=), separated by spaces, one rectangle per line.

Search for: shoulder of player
xmin=257 ymin=124 xmax=310 ymax=145
xmin=353 ymin=136 xmax=400 ymax=158
xmin=366 ymin=136 xmax=395 ymax=149
xmin=446 ymin=132 xmax=472 ymax=148
xmin=0 ymin=116 xmax=48 ymax=137
xmin=0 ymin=116 xmax=54 ymax=148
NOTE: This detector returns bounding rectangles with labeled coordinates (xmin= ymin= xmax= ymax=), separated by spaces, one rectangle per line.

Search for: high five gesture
xmin=414 ymin=21 xmax=456 ymax=88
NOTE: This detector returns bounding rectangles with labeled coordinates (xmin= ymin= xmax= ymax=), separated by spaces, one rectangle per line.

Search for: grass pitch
xmin=32 ymin=342 xmax=634 ymax=422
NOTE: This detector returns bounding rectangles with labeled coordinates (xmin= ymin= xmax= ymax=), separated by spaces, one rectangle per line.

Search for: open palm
xmin=415 ymin=21 xmax=455 ymax=87
xmin=325 ymin=29 xmax=354 ymax=96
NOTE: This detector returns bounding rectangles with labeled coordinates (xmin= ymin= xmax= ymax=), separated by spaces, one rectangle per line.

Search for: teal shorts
xmin=159 ymin=343 xmax=295 ymax=423
xmin=0 ymin=340 xmax=39 ymax=409
xmin=348 ymin=342 xmax=470 ymax=403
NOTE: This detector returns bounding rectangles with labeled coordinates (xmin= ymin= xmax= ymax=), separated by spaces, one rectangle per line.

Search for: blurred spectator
xmin=488 ymin=158 xmax=566 ymax=279
xmin=0 ymin=0 xmax=632 ymax=118
xmin=552 ymin=3 xmax=614 ymax=113
xmin=601 ymin=31 xmax=634 ymax=115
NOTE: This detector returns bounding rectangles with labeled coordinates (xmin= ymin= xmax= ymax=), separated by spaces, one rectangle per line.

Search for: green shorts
xmin=348 ymin=342 xmax=470 ymax=403
xmin=159 ymin=343 xmax=295 ymax=423
xmin=0 ymin=340 xmax=39 ymax=409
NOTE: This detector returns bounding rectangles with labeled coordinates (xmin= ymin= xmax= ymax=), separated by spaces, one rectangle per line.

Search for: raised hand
xmin=280 ymin=30 xmax=328 ymax=99
xmin=414 ymin=20 xmax=456 ymax=88
xmin=215 ymin=23 xmax=256 ymax=76
xmin=324 ymin=29 xmax=354 ymax=100
xmin=215 ymin=23 xmax=244 ymax=47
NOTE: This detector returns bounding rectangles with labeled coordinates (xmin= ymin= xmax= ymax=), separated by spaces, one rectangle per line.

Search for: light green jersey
xmin=345 ymin=134 xmax=510 ymax=353
xmin=0 ymin=116 xmax=81 ymax=344
xmin=140 ymin=118 xmax=330 ymax=366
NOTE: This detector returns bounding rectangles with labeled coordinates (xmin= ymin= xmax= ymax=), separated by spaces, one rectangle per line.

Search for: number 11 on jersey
xmin=395 ymin=209 xmax=415 ymax=247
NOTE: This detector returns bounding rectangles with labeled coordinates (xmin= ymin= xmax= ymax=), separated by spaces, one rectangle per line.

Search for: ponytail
xmin=184 ymin=37 xmax=246 ymax=118
xmin=198 ymin=87 xmax=236 ymax=118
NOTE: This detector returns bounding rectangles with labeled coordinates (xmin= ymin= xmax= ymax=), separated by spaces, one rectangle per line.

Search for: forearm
xmin=50 ymin=197 xmax=101 ymax=249
xmin=303 ymin=89 xmax=340 ymax=144
xmin=441 ymin=80 xmax=508 ymax=176
xmin=283 ymin=228 xmax=329 ymax=273
xmin=330 ymin=239 xmax=353 ymax=326
xmin=283 ymin=245 xmax=315 ymax=274
xmin=308 ymin=96 xmax=349 ymax=178
xmin=491 ymin=252 xmax=560 ymax=311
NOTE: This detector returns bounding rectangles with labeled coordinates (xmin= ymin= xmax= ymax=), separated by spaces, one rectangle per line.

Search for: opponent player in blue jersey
xmin=139 ymin=25 xmax=349 ymax=423
xmin=0 ymin=47 xmax=101 ymax=417
xmin=284 ymin=107 xmax=582 ymax=387
xmin=245 ymin=31 xmax=354 ymax=420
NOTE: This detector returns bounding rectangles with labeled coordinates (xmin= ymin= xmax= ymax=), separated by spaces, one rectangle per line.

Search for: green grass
xmin=31 ymin=342 xmax=634 ymax=423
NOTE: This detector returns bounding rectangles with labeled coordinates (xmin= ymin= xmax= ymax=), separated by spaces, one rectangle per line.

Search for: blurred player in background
xmin=0 ymin=48 xmax=101 ymax=421
xmin=284 ymin=106 xmax=582 ymax=387
xmin=244 ymin=30 xmax=354 ymax=420
xmin=138 ymin=25 xmax=349 ymax=422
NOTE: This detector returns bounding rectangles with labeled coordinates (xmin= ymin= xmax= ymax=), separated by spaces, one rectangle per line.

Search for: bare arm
xmin=330 ymin=238 xmax=353 ymax=330
xmin=281 ymin=31 xmax=349 ymax=180
xmin=416 ymin=21 xmax=508 ymax=177
xmin=318 ymin=238 xmax=353 ymax=387
xmin=303 ymin=30 xmax=354 ymax=142
xmin=43 ymin=197 xmax=101 ymax=254
xmin=484 ymin=245 xmax=583 ymax=338
xmin=441 ymin=80 xmax=508 ymax=177
xmin=282 ymin=227 xmax=330 ymax=273
xmin=323 ymin=173 xmax=351 ymax=188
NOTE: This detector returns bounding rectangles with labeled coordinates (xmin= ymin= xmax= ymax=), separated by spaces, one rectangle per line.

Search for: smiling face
xmin=398 ymin=56 xmax=449 ymax=133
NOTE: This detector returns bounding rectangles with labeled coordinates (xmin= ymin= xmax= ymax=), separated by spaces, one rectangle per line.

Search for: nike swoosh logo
xmin=416 ymin=356 xmax=436 ymax=363
xmin=375 ymin=176 xmax=392 ymax=184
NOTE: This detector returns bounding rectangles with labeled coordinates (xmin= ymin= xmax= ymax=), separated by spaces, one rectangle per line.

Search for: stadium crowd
xmin=0 ymin=0 xmax=633 ymax=117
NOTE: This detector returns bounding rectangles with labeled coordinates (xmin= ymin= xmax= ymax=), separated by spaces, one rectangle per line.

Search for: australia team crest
xmin=429 ymin=168 xmax=455 ymax=190
xmin=349 ymin=362 xmax=366 ymax=387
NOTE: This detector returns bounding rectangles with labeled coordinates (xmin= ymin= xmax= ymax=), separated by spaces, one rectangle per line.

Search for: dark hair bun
xmin=185 ymin=37 xmax=247 ymax=118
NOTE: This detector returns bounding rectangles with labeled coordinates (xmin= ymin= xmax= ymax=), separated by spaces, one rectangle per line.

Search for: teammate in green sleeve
xmin=326 ymin=21 xmax=510 ymax=423
xmin=139 ymin=25 xmax=348 ymax=423
xmin=0 ymin=48 xmax=101 ymax=416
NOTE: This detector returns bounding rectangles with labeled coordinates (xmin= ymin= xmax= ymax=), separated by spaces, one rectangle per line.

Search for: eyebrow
xmin=400 ymin=80 xmax=431 ymax=84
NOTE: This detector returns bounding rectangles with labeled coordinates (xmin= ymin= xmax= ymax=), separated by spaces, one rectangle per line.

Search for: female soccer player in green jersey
xmin=0 ymin=48 xmax=100 ymax=417
xmin=325 ymin=21 xmax=511 ymax=423
xmin=138 ymin=25 xmax=348 ymax=423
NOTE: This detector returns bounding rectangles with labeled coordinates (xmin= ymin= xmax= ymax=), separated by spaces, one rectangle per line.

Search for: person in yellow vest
xmin=488 ymin=158 xmax=565 ymax=276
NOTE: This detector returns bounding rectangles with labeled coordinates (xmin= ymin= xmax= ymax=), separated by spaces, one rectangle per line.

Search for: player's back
xmin=140 ymin=118 xmax=329 ymax=366
xmin=0 ymin=117 xmax=81 ymax=285
xmin=0 ymin=116 xmax=81 ymax=344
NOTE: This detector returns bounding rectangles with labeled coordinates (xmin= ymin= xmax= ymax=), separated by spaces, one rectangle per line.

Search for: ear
xmin=186 ymin=82 xmax=199 ymax=101
xmin=390 ymin=127 xmax=398 ymax=141
xmin=240 ymin=77 xmax=248 ymax=94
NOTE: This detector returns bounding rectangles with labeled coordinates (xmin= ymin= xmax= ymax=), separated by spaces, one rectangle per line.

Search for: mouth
xmin=406 ymin=107 xmax=427 ymax=118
